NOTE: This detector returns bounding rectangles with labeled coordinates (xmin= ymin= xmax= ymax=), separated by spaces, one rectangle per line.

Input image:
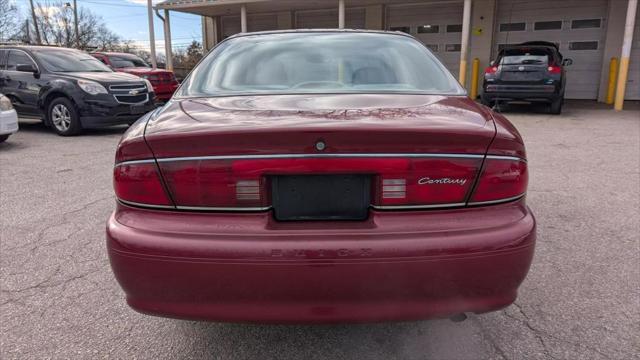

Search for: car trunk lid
xmin=144 ymin=94 xmax=495 ymax=158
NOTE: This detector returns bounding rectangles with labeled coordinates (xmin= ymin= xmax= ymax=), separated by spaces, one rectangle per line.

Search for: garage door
xmin=294 ymin=8 xmax=365 ymax=29
xmin=625 ymin=5 xmax=640 ymax=100
xmin=386 ymin=3 xmax=463 ymax=76
xmin=221 ymin=14 xmax=279 ymax=39
xmin=494 ymin=0 xmax=608 ymax=99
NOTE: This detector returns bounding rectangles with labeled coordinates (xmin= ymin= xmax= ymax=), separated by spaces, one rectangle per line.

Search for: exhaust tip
xmin=450 ymin=313 xmax=468 ymax=322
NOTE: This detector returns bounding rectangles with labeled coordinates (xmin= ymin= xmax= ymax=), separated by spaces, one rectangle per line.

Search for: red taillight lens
xmin=158 ymin=157 xmax=482 ymax=209
xmin=375 ymin=158 xmax=481 ymax=207
xmin=547 ymin=65 xmax=561 ymax=74
xmin=159 ymin=160 xmax=269 ymax=209
xmin=485 ymin=66 xmax=498 ymax=74
xmin=470 ymin=158 xmax=528 ymax=203
xmin=113 ymin=163 xmax=173 ymax=206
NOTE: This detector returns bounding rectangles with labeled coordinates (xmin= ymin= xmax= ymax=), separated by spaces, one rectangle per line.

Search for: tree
xmin=26 ymin=0 xmax=121 ymax=50
xmin=0 ymin=0 xmax=21 ymax=41
xmin=173 ymin=40 xmax=203 ymax=69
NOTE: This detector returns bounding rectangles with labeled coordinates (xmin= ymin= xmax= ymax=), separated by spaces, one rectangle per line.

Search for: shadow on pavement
xmin=177 ymin=317 xmax=487 ymax=359
xmin=15 ymin=119 xmax=129 ymax=136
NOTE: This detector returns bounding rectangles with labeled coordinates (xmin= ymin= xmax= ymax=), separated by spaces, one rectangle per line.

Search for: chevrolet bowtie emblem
xmin=129 ymin=89 xmax=140 ymax=95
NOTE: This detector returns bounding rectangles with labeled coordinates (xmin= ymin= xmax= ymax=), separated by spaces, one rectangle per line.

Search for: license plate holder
xmin=271 ymin=175 xmax=370 ymax=221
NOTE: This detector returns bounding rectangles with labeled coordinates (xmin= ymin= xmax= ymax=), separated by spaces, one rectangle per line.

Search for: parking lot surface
xmin=1 ymin=101 xmax=639 ymax=359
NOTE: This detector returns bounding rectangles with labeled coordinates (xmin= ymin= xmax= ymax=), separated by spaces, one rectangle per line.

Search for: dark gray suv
xmin=481 ymin=41 xmax=572 ymax=114
xmin=0 ymin=45 xmax=156 ymax=135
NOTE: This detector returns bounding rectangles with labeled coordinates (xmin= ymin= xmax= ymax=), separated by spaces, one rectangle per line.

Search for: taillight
xmin=374 ymin=158 xmax=481 ymax=207
xmin=147 ymin=156 xmax=526 ymax=211
xmin=114 ymin=162 xmax=173 ymax=206
xmin=159 ymin=160 xmax=269 ymax=209
xmin=547 ymin=65 xmax=561 ymax=74
xmin=158 ymin=157 xmax=482 ymax=210
xmin=485 ymin=66 xmax=498 ymax=74
xmin=470 ymin=158 xmax=528 ymax=204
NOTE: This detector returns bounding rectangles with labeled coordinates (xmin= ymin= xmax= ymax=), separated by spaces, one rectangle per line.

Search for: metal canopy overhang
xmin=156 ymin=0 xmax=463 ymax=17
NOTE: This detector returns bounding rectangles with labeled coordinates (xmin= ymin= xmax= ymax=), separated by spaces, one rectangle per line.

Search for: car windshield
xmin=35 ymin=49 xmax=112 ymax=72
xmin=178 ymin=32 xmax=464 ymax=97
xmin=499 ymin=48 xmax=551 ymax=65
xmin=108 ymin=55 xmax=149 ymax=68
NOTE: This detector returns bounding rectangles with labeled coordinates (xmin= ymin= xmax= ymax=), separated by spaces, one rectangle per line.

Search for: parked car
xmin=0 ymin=94 xmax=19 ymax=142
xmin=481 ymin=41 xmax=572 ymax=114
xmin=108 ymin=30 xmax=535 ymax=323
xmin=91 ymin=52 xmax=179 ymax=102
xmin=0 ymin=45 xmax=156 ymax=136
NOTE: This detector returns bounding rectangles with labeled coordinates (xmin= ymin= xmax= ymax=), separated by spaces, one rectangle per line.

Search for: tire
xmin=0 ymin=134 xmax=9 ymax=143
xmin=48 ymin=97 xmax=82 ymax=136
xmin=549 ymin=97 xmax=563 ymax=115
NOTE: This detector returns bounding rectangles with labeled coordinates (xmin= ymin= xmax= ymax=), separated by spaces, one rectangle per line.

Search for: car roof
xmin=92 ymin=51 xmax=137 ymax=57
xmin=519 ymin=41 xmax=559 ymax=50
xmin=225 ymin=28 xmax=414 ymax=41
xmin=0 ymin=45 xmax=79 ymax=52
xmin=501 ymin=42 xmax=559 ymax=53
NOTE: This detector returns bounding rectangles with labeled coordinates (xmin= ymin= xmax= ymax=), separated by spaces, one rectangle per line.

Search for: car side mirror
xmin=16 ymin=64 xmax=38 ymax=74
xmin=562 ymin=58 xmax=573 ymax=66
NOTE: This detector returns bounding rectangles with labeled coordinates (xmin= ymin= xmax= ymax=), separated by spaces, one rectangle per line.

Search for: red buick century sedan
xmin=107 ymin=30 xmax=535 ymax=323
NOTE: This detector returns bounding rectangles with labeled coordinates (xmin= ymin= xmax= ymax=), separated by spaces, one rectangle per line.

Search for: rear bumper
xmin=0 ymin=109 xmax=19 ymax=136
xmin=107 ymin=199 xmax=536 ymax=323
xmin=482 ymin=84 xmax=560 ymax=103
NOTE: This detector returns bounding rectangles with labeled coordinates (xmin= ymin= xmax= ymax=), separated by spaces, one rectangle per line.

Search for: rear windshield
xmin=35 ymin=49 xmax=112 ymax=72
xmin=178 ymin=32 xmax=464 ymax=97
xmin=108 ymin=55 xmax=149 ymax=68
xmin=499 ymin=48 xmax=552 ymax=65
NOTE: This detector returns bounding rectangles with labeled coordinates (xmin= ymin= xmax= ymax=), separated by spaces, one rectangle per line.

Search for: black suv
xmin=0 ymin=45 xmax=156 ymax=135
xmin=481 ymin=41 xmax=572 ymax=114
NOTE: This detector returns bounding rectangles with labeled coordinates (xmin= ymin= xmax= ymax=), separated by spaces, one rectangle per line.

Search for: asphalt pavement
xmin=1 ymin=101 xmax=639 ymax=359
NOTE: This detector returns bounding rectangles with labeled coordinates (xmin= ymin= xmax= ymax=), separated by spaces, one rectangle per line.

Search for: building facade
xmin=157 ymin=0 xmax=639 ymax=102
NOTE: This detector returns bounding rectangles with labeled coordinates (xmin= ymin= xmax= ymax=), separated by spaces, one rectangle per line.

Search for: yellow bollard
xmin=614 ymin=56 xmax=630 ymax=111
xmin=470 ymin=58 xmax=480 ymax=99
xmin=459 ymin=59 xmax=468 ymax=88
xmin=606 ymin=57 xmax=618 ymax=105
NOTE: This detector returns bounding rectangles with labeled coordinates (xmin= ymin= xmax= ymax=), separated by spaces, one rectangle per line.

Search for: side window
xmin=417 ymin=25 xmax=440 ymax=34
xmin=500 ymin=22 xmax=526 ymax=32
xmin=446 ymin=24 xmax=462 ymax=33
xmin=6 ymin=51 xmax=36 ymax=71
xmin=571 ymin=19 xmax=601 ymax=29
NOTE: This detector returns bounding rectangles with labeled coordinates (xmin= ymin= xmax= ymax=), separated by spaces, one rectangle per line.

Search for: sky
xmin=12 ymin=0 xmax=203 ymax=55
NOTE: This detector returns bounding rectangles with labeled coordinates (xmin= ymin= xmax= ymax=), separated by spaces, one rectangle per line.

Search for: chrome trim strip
xmin=467 ymin=193 xmax=525 ymax=206
xmin=371 ymin=202 xmax=466 ymax=210
xmin=115 ymin=154 xmax=527 ymax=167
xmin=114 ymin=159 xmax=156 ymax=167
xmin=109 ymin=84 xmax=147 ymax=91
xmin=485 ymin=155 xmax=527 ymax=162
xmin=118 ymin=198 xmax=271 ymax=212
xmin=118 ymin=199 xmax=175 ymax=209
xmin=156 ymin=153 xmax=486 ymax=163
xmin=176 ymin=205 xmax=272 ymax=212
